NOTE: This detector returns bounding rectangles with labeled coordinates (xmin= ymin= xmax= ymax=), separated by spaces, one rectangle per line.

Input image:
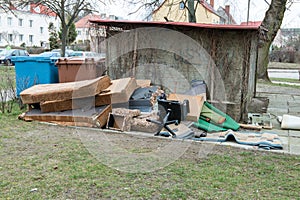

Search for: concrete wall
xmin=100 ymin=26 xmax=258 ymax=122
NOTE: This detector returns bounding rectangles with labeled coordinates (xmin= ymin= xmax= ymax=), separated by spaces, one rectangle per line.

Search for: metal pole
xmin=247 ymin=0 xmax=250 ymax=25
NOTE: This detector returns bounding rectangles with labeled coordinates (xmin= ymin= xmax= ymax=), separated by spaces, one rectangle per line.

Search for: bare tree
xmin=18 ymin=0 xmax=105 ymax=56
xmin=0 ymin=0 xmax=14 ymax=12
xmin=128 ymin=0 xmax=199 ymax=22
xmin=132 ymin=0 xmax=292 ymax=81
xmin=257 ymin=0 xmax=288 ymax=80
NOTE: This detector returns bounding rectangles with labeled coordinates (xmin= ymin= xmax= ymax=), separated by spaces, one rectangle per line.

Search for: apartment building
xmin=0 ymin=4 xmax=60 ymax=48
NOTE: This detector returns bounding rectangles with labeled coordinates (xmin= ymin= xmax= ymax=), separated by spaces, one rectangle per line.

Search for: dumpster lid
xmin=11 ymin=56 xmax=58 ymax=62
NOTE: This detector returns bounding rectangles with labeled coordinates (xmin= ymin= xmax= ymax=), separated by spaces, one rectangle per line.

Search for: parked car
xmin=0 ymin=49 xmax=29 ymax=65
xmin=38 ymin=51 xmax=61 ymax=58
xmin=70 ymin=51 xmax=105 ymax=60
xmin=51 ymin=49 xmax=73 ymax=57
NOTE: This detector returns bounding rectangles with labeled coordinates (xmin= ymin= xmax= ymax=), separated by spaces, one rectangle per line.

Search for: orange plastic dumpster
xmin=56 ymin=58 xmax=105 ymax=83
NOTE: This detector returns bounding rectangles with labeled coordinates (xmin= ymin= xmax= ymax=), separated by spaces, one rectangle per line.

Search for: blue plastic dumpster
xmin=12 ymin=56 xmax=59 ymax=96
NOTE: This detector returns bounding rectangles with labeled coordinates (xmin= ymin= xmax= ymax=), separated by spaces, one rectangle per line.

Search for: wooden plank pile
xmin=18 ymin=76 xmax=139 ymax=128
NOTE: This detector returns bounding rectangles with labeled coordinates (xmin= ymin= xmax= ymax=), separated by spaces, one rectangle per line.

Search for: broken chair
xmin=146 ymin=99 xmax=189 ymax=137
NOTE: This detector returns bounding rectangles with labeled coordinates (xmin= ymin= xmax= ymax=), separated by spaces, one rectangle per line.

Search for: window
xmin=109 ymin=15 xmax=115 ymax=20
xmin=100 ymin=13 xmax=106 ymax=19
xmin=7 ymin=17 xmax=12 ymax=26
xmin=29 ymin=20 xmax=33 ymax=27
xmin=0 ymin=33 xmax=2 ymax=42
xmin=40 ymin=27 xmax=44 ymax=34
xmin=19 ymin=18 xmax=23 ymax=26
xmin=29 ymin=35 xmax=33 ymax=43
xmin=77 ymin=30 xmax=81 ymax=35
xmin=0 ymin=16 xmax=2 ymax=26
xmin=8 ymin=34 xmax=13 ymax=42
xmin=19 ymin=34 xmax=23 ymax=42
xmin=179 ymin=1 xmax=185 ymax=10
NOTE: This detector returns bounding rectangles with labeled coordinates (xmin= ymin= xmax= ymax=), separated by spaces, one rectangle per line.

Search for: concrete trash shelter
xmin=89 ymin=19 xmax=266 ymax=122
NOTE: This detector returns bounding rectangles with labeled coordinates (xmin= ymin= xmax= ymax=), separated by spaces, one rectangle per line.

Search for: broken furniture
xmin=157 ymin=99 xmax=189 ymax=123
xmin=19 ymin=76 xmax=112 ymax=128
xmin=106 ymin=108 xmax=141 ymax=131
xmin=128 ymin=86 xmax=158 ymax=112
xmin=20 ymin=76 xmax=111 ymax=104
xmin=19 ymin=105 xmax=111 ymax=128
xmin=146 ymin=99 xmax=189 ymax=137
xmin=99 ymin=77 xmax=138 ymax=105
xmin=146 ymin=108 xmax=179 ymax=137
xmin=168 ymin=93 xmax=204 ymax=122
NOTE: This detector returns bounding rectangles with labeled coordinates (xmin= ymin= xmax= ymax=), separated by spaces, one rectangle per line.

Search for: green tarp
xmin=193 ymin=101 xmax=240 ymax=132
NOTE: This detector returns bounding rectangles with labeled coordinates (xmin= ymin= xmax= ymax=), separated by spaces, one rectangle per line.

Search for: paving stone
xmin=271 ymin=129 xmax=289 ymax=137
xmin=267 ymin=107 xmax=288 ymax=116
xmin=265 ymin=94 xmax=294 ymax=102
xmin=291 ymin=95 xmax=300 ymax=101
xmin=289 ymin=130 xmax=300 ymax=137
xmin=278 ymin=136 xmax=289 ymax=151
xmin=289 ymin=137 xmax=300 ymax=155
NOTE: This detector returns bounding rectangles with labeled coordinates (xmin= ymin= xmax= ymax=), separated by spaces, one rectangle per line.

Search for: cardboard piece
xmin=20 ymin=105 xmax=112 ymax=128
xmin=40 ymin=93 xmax=111 ymax=113
xmin=20 ymin=76 xmax=111 ymax=104
xmin=99 ymin=77 xmax=138 ymax=104
xmin=136 ymin=79 xmax=151 ymax=88
xmin=168 ymin=93 xmax=204 ymax=122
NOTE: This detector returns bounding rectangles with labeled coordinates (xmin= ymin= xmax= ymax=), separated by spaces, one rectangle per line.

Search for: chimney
xmin=210 ymin=0 xmax=214 ymax=8
xmin=225 ymin=5 xmax=230 ymax=14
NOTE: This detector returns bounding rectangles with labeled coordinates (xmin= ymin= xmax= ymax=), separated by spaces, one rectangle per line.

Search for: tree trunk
xmin=257 ymin=0 xmax=287 ymax=80
xmin=187 ymin=0 xmax=196 ymax=23
xmin=61 ymin=25 xmax=68 ymax=57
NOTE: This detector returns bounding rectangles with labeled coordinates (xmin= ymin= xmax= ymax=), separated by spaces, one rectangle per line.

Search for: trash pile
xmin=18 ymin=75 xmax=283 ymax=150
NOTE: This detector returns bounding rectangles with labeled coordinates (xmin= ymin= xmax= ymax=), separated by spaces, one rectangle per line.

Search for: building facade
xmin=152 ymin=0 xmax=221 ymax=24
xmin=0 ymin=4 xmax=60 ymax=48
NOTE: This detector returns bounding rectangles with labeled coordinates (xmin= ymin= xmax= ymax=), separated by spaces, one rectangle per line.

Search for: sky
xmin=97 ymin=0 xmax=300 ymax=28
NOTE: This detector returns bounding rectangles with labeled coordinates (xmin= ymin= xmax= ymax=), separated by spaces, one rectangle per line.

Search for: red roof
xmin=9 ymin=3 xmax=56 ymax=17
xmin=76 ymin=14 xmax=102 ymax=28
xmin=30 ymin=3 xmax=56 ymax=17
xmin=89 ymin=19 xmax=260 ymax=30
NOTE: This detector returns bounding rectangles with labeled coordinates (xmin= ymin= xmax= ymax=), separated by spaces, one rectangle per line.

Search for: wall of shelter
xmin=102 ymin=26 xmax=258 ymax=121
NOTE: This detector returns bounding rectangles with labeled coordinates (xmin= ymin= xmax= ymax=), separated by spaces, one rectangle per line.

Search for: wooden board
xmin=20 ymin=105 xmax=112 ymax=128
xmin=99 ymin=77 xmax=138 ymax=104
xmin=168 ymin=93 xmax=204 ymax=122
xmin=40 ymin=93 xmax=111 ymax=113
xmin=20 ymin=75 xmax=111 ymax=104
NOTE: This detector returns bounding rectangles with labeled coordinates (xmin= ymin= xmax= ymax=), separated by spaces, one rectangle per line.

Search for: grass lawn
xmin=0 ymin=66 xmax=15 ymax=88
xmin=0 ymin=66 xmax=15 ymax=78
xmin=0 ymin=62 xmax=300 ymax=198
xmin=0 ymin=104 xmax=299 ymax=199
